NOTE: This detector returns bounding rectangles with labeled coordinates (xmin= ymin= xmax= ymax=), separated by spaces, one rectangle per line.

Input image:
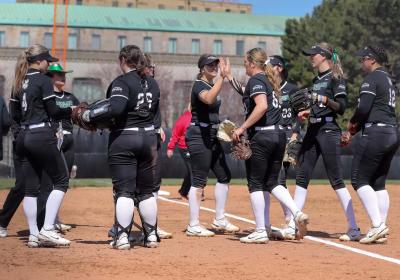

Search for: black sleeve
xmin=44 ymin=98 xmax=72 ymax=118
xmin=326 ymin=78 xmax=347 ymax=115
xmin=192 ymin=80 xmax=211 ymax=103
xmin=41 ymin=76 xmax=56 ymax=102
xmin=350 ymin=77 xmax=377 ymax=124
xmin=10 ymin=119 xmax=21 ymax=140
xmin=228 ymin=77 xmax=245 ymax=96
xmin=71 ymin=93 xmax=80 ymax=105
xmin=108 ymin=79 xmax=129 ymax=117
xmin=1 ymin=96 xmax=10 ymax=135
xmin=248 ymin=77 xmax=267 ymax=99
xmin=10 ymin=96 xmax=21 ymax=124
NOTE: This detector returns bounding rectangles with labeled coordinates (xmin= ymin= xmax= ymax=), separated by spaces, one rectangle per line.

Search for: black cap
xmin=27 ymin=51 xmax=59 ymax=63
xmin=302 ymin=45 xmax=331 ymax=58
xmin=269 ymin=55 xmax=286 ymax=68
xmin=355 ymin=46 xmax=388 ymax=64
xmin=198 ymin=54 xmax=220 ymax=68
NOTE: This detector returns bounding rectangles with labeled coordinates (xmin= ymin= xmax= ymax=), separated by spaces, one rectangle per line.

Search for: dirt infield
xmin=0 ymin=184 xmax=399 ymax=280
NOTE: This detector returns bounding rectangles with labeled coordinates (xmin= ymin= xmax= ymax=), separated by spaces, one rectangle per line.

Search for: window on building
xmin=143 ymin=36 xmax=152 ymax=53
xmin=158 ymin=4 xmax=165 ymax=9
xmin=225 ymin=9 xmax=231 ymax=12
xmin=0 ymin=31 xmax=5 ymax=47
xmin=168 ymin=38 xmax=177 ymax=54
xmin=68 ymin=33 xmax=78 ymax=49
xmin=178 ymin=6 xmax=184 ymax=10
xmin=20 ymin=32 xmax=29 ymax=48
xmin=0 ymin=75 xmax=5 ymax=97
xmin=76 ymin=0 xmax=82 ymax=5
xmin=112 ymin=1 xmax=118 ymax=7
xmin=191 ymin=39 xmax=200 ymax=54
xmin=213 ymin=40 xmax=222 ymax=55
xmin=43 ymin=32 xmax=52 ymax=49
xmin=91 ymin=34 xmax=101 ymax=50
xmin=240 ymin=10 xmax=246 ymax=14
xmin=117 ymin=36 xmax=126 ymax=50
xmin=205 ymin=8 xmax=211 ymax=12
xmin=72 ymin=78 xmax=103 ymax=103
xmin=191 ymin=7 xmax=198 ymax=11
xmin=236 ymin=40 xmax=244 ymax=56
xmin=258 ymin=41 xmax=267 ymax=51
xmin=127 ymin=2 xmax=132 ymax=7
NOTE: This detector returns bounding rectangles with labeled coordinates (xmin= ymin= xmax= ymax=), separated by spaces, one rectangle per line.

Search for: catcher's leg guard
xmin=135 ymin=194 xmax=160 ymax=247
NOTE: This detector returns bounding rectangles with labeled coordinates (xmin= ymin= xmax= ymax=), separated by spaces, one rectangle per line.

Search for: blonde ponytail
xmin=318 ymin=42 xmax=345 ymax=80
xmin=246 ymin=47 xmax=281 ymax=96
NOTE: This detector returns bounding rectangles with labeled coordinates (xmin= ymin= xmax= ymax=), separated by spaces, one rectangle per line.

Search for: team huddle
xmin=0 ymin=41 xmax=397 ymax=249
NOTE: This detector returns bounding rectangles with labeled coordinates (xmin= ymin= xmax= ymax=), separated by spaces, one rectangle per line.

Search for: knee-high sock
xmin=293 ymin=185 xmax=307 ymax=211
xmin=23 ymin=197 xmax=39 ymax=235
xmin=116 ymin=197 xmax=134 ymax=231
xmin=263 ymin=191 xmax=270 ymax=227
xmin=188 ymin=187 xmax=201 ymax=226
xmin=215 ymin=183 xmax=229 ymax=220
xmin=250 ymin=191 xmax=265 ymax=230
xmin=43 ymin=190 xmax=65 ymax=230
xmin=138 ymin=196 xmax=158 ymax=227
xmin=335 ymin=188 xmax=358 ymax=229
xmin=376 ymin=190 xmax=389 ymax=224
xmin=271 ymin=185 xmax=300 ymax=217
xmin=357 ymin=185 xmax=381 ymax=227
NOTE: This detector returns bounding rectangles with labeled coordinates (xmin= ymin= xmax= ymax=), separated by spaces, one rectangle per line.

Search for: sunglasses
xmin=359 ymin=56 xmax=372 ymax=63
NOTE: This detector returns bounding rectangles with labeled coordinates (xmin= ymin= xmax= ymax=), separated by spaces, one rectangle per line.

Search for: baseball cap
xmin=302 ymin=45 xmax=331 ymax=58
xmin=198 ymin=54 xmax=220 ymax=68
xmin=269 ymin=55 xmax=286 ymax=68
xmin=47 ymin=63 xmax=73 ymax=73
xmin=27 ymin=51 xmax=59 ymax=63
xmin=355 ymin=45 xmax=388 ymax=64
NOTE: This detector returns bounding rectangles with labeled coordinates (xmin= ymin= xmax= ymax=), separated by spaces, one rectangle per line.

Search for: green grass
xmin=1 ymin=178 xmax=400 ymax=190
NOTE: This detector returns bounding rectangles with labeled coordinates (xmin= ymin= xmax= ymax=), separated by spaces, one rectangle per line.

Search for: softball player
xmin=105 ymin=45 xmax=160 ymax=250
xmin=185 ymin=54 xmax=238 ymax=237
xmin=348 ymin=45 xmax=399 ymax=244
xmin=225 ymin=48 xmax=308 ymax=243
xmin=10 ymin=44 xmax=72 ymax=247
xmin=290 ymin=42 xmax=360 ymax=241
xmin=37 ymin=63 xmax=79 ymax=232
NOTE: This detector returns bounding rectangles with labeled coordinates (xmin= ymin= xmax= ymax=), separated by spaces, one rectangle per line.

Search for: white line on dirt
xmin=158 ymin=196 xmax=400 ymax=266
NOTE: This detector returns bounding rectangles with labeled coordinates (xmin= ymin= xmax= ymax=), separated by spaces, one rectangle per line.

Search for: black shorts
xmin=108 ymin=130 xmax=157 ymax=198
xmin=296 ymin=122 xmax=345 ymax=190
xmin=185 ymin=125 xmax=231 ymax=188
xmin=16 ymin=126 xmax=69 ymax=197
xmin=351 ymin=125 xmax=399 ymax=191
xmin=246 ymin=129 xmax=286 ymax=192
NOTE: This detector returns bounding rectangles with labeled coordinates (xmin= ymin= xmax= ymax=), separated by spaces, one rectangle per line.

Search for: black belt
xmin=190 ymin=122 xmax=219 ymax=129
xmin=364 ymin=123 xmax=396 ymax=128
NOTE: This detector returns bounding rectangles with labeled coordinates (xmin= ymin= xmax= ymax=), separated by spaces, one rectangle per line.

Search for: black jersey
xmin=310 ymin=70 xmax=347 ymax=118
xmin=243 ymin=72 xmax=281 ymax=128
xmin=52 ymin=91 xmax=80 ymax=132
xmin=107 ymin=70 xmax=160 ymax=129
xmin=10 ymin=68 xmax=55 ymax=126
xmin=279 ymin=81 xmax=298 ymax=127
xmin=190 ymin=79 xmax=221 ymax=125
xmin=358 ymin=68 xmax=397 ymax=125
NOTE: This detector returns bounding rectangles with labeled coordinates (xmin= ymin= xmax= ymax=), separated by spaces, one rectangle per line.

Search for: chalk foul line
xmin=158 ymin=196 xmax=400 ymax=266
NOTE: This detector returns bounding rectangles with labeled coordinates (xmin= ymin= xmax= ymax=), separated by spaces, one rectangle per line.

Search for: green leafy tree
xmin=282 ymin=0 xmax=400 ymax=127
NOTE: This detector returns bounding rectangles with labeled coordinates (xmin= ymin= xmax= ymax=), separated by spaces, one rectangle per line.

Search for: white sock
xmin=43 ymin=190 xmax=65 ymax=230
xmin=376 ymin=190 xmax=389 ymax=224
xmin=188 ymin=187 xmax=201 ymax=226
xmin=23 ymin=197 xmax=39 ymax=236
xmin=357 ymin=185 xmax=381 ymax=227
xmin=138 ymin=196 xmax=158 ymax=227
xmin=153 ymin=191 xmax=159 ymax=200
xmin=335 ymin=188 xmax=358 ymax=229
xmin=263 ymin=191 xmax=270 ymax=226
xmin=116 ymin=197 xmax=134 ymax=230
xmin=250 ymin=191 xmax=265 ymax=230
xmin=214 ymin=183 xmax=229 ymax=220
xmin=294 ymin=185 xmax=308 ymax=211
xmin=271 ymin=185 xmax=300 ymax=217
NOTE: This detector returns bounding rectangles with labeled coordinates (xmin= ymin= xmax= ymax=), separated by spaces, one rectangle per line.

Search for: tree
xmin=281 ymin=0 xmax=400 ymax=127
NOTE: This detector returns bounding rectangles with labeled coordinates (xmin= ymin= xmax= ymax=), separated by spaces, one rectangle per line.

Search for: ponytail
xmin=12 ymin=50 xmax=29 ymax=98
xmin=317 ymin=42 xmax=345 ymax=80
xmin=264 ymin=62 xmax=281 ymax=97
